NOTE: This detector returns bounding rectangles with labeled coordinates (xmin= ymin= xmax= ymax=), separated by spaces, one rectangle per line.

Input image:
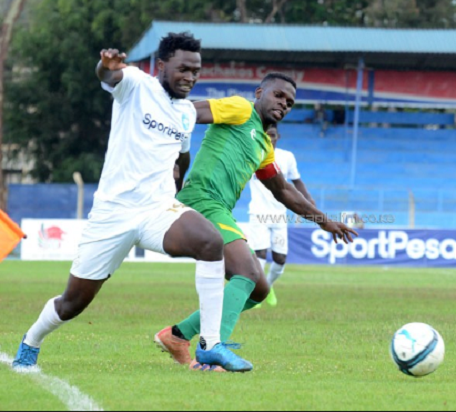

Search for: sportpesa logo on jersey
xmin=143 ymin=114 xmax=190 ymax=142
xmin=182 ymin=114 xmax=191 ymax=131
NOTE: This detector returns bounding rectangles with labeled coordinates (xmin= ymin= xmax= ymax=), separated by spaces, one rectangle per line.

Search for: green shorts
xmin=177 ymin=191 xmax=246 ymax=246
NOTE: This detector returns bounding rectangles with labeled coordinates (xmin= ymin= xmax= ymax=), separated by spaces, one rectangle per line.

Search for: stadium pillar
xmin=350 ymin=57 xmax=364 ymax=189
xmin=73 ymin=172 xmax=84 ymax=220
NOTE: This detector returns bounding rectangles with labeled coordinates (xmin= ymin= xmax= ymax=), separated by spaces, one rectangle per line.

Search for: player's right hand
xmin=100 ymin=49 xmax=128 ymax=71
xmin=319 ymin=221 xmax=358 ymax=244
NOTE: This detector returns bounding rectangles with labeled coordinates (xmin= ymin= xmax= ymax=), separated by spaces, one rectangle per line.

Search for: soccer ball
xmin=390 ymin=323 xmax=445 ymax=377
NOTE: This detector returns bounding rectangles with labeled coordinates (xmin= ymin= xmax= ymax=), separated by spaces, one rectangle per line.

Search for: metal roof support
xmin=350 ymin=57 xmax=364 ymax=190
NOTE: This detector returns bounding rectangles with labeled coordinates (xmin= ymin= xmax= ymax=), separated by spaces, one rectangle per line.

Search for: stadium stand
xmin=192 ymin=111 xmax=456 ymax=229
xmin=7 ymin=110 xmax=456 ymax=229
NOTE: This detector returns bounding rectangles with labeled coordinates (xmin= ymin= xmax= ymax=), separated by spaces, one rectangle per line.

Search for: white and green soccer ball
xmin=391 ymin=323 xmax=445 ymax=377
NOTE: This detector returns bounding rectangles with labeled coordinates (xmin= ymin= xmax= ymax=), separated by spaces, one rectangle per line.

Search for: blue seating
xmin=226 ymin=122 xmax=456 ymax=229
xmin=280 ymin=109 xmax=455 ymax=127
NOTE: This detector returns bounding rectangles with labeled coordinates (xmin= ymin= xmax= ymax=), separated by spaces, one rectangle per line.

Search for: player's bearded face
xmin=160 ymin=50 xmax=201 ymax=99
xmin=257 ymin=80 xmax=296 ymax=125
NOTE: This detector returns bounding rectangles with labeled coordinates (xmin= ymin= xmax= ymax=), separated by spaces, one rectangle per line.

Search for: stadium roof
xmin=127 ymin=21 xmax=456 ymax=70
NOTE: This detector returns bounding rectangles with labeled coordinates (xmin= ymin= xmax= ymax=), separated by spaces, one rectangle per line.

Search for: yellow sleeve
xmin=258 ymin=144 xmax=276 ymax=170
xmin=208 ymin=96 xmax=253 ymax=125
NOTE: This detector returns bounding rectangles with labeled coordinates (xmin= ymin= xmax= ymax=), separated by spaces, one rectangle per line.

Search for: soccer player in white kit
xmin=12 ymin=33 xmax=251 ymax=373
xmin=249 ymin=125 xmax=316 ymax=307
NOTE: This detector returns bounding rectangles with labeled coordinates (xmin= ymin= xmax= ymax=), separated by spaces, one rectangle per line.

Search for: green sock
xmin=176 ymin=275 xmax=256 ymax=342
xmin=243 ymin=298 xmax=261 ymax=312
xmin=176 ymin=311 xmax=201 ymax=342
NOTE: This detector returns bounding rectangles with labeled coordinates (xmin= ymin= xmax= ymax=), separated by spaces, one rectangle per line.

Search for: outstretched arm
xmin=96 ymin=49 xmax=128 ymax=88
xmin=261 ymin=173 xmax=357 ymax=244
xmin=292 ymin=179 xmax=316 ymax=207
xmin=193 ymin=101 xmax=214 ymax=124
xmin=193 ymin=97 xmax=253 ymax=125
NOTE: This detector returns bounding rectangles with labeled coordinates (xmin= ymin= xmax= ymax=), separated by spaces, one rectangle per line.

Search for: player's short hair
xmin=158 ymin=32 xmax=202 ymax=62
xmin=261 ymin=73 xmax=297 ymax=90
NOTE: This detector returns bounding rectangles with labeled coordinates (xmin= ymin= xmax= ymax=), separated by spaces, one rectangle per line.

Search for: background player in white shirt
xmin=249 ymin=125 xmax=316 ymax=307
xmin=13 ymin=33 xmax=251 ymax=373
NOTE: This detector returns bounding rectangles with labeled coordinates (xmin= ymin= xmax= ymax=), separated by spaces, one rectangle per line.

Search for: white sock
xmin=196 ymin=260 xmax=225 ymax=351
xmin=258 ymin=258 xmax=267 ymax=272
xmin=267 ymin=262 xmax=286 ymax=286
xmin=24 ymin=297 xmax=68 ymax=348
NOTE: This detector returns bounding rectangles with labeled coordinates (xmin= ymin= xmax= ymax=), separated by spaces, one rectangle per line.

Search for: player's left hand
xmin=319 ymin=221 xmax=358 ymax=244
xmin=100 ymin=49 xmax=128 ymax=71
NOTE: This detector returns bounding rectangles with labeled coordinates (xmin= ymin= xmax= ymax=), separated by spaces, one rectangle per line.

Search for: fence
xmin=7 ymin=184 xmax=456 ymax=230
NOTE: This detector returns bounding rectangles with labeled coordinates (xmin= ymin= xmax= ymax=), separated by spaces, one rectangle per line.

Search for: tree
xmin=5 ymin=0 xmax=132 ymax=183
xmin=365 ymin=0 xmax=456 ymax=28
xmin=265 ymin=0 xmax=289 ymax=24
xmin=236 ymin=0 xmax=248 ymax=23
xmin=416 ymin=0 xmax=456 ymax=28
xmin=0 ymin=0 xmax=27 ymax=210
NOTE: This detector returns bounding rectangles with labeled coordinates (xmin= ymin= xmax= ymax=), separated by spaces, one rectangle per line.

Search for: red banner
xmin=138 ymin=61 xmax=456 ymax=107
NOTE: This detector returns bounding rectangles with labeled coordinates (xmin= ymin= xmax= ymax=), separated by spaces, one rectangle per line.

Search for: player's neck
xmin=253 ymin=102 xmax=270 ymax=132
xmin=159 ymin=78 xmax=182 ymax=102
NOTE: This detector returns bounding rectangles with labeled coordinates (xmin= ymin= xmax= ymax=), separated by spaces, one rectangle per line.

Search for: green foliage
xmin=1 ymin=262 xmax=456 ymax=410
xmin=5 ymin=0 xmax=129 ymax=182
xmin=364 ymin=0 xmax=456 ymax=28
xmin=280 ymin=1 xmax=370 ymax=26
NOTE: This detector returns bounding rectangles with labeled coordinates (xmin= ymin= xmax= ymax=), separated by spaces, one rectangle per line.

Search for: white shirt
xmin=96 ymin=67 xmax=196 ymax=208
xmin=249 ymin=148 xmax=301 ymax=216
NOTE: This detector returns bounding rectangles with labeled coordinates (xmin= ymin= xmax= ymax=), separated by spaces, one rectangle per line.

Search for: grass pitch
xmin=1 ymin=261 xmax=456 ymax=411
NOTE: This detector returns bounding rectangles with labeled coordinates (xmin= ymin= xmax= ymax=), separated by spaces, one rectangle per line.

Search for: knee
xmin=273 ymin=254 xmax=287 ymax=266
xmin=56 ymin=295 xmax=91 ymax=321
xmin=251 ymin=279 xmax=270 ymax=303
xmin=195 ymin=232 xmax=224 ymax=262
xmin=256 ymin=250 xmax=267 ymax=260
xmin=244 ymin=267 xmax=262 ymax=285
xmin=257 ymin=285 xmax=270 ymax=303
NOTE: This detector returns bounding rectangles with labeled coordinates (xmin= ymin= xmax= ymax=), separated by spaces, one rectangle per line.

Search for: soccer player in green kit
xmin=155 ymin=73 xmax=357 ymax=372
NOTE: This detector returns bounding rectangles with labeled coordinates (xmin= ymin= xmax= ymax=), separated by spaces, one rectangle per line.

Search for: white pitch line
xmin=0 ymin=351 xmax=104 ymax=411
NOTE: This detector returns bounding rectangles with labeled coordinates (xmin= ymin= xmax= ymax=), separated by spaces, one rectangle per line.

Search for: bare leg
xmin=225 ymin=243 xmax=270 ymax=303
xmin=56 ymin=275 xmax=107 ymax=321
xmin=163 ymin=210 xmax=223 ymax=261
xmin=163 ymin=210 xmax=225 ymax=350
xmin=272 ymin=252 xmax=287 ymax=266
xmin=23 ymin=275 xmax=107 ymax=350
xmin=250 ymin=255 xmax=270 ymax=303
xmin=255 ymin=249 xmax=267 ymax=260
xmin=225 ymin=240 xmax=261 ymax=283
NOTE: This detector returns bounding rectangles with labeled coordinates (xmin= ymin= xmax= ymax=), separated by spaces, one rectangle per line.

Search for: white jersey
xmin=249 ymin=148 xmax=301 ymax=216
xmin=96 ymin=66 xmax=196 ymax=208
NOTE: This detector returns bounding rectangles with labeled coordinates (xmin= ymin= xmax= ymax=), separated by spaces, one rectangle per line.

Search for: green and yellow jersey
xmin=178 ymin=96 xmax=275 ymax=212
xmin=177 ymin=96 xmax=278 ymax=246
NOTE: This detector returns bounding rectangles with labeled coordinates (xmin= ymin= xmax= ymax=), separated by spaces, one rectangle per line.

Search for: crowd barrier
xmin=20 ymin=219 xmax=456 ymax=268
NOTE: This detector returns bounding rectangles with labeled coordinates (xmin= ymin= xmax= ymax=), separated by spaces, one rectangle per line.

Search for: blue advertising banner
xmin=287 ymin=228 xmax=456 ymax=268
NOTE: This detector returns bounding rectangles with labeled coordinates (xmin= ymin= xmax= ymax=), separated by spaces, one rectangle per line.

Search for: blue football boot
xmin=196 ymin=342 xmax=253 ymax=373
xmin=12 ymin=335 xmax=40 ymax=370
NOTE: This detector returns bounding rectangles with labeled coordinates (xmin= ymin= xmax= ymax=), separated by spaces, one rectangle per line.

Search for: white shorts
xmin=71 ymin=199 xmax=193 ymax=281
xmin=248 ymin=215 xmax=288 ymax=255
